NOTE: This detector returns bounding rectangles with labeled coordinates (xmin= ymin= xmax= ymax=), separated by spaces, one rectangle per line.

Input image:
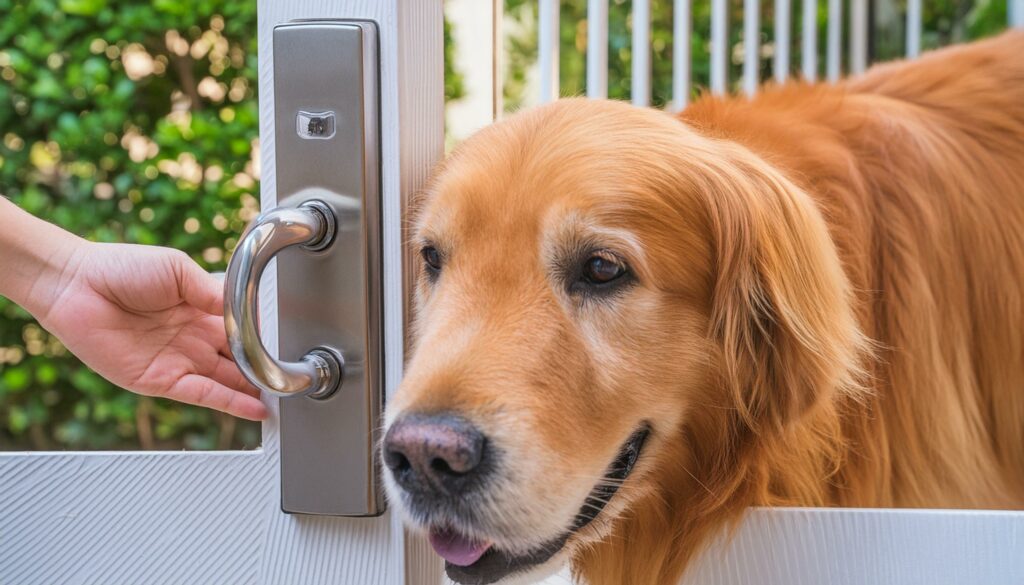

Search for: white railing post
xmin=849 ymin=0 xmax=867 ymax=74
xmin=493 ymin=0 xmax=504 ymax=119
xmin=1012 ymin=0 xmax=1024 ymax=27
xmin=672 ymin=0 xmax=692 ymax=110
xmin=711 ymin=0 xmax=729 ymax=94
xmin=632 ymin=0 xmax=652 ymax=106
xmin=743 ymin=0 xmax=760 ymax=95
xmin=586 ymin=0 xmax=609 ymax=98
xmin=539 ymin=0 xmax=560 ymax=103
xmin=802 ymin=0 xmax=817 ymax=80
xmin=774 ymin=0 xmax=791 ymax=83
xmin=906 ymin=0 xmax=922 ymax=57
xmin=826 ymin=0 xmax=841 ymax=81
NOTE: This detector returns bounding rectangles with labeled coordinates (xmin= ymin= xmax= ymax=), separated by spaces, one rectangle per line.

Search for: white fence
xmin=533 ymin=0 xmax=1024 ymax=109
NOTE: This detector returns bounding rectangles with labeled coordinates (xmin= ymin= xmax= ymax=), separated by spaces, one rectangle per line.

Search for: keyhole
xmin=307 ymin=117 xmax=327 ymax=136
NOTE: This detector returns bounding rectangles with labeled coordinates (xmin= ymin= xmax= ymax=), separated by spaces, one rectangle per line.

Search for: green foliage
xmin=501 ymin=0 xmax=1010 ymax=109
xmin=0 ymin=1 xmax=464 ymax=451
xmin=504 ymin=0 xmax=791 ymax=107
xmin=0 ymin=0 xmax=262 ymax=451
xmin=873 ymin=0 xmax=1008 ymax=58
xmin=445 ymin=16 xmax=467 ymax=103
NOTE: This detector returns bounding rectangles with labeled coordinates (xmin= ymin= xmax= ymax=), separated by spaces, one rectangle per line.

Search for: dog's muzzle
xmin=435 ymin=425 xmax=651 ymax=585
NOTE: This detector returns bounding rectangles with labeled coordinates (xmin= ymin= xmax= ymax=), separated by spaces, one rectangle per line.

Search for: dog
xmin=381 ymin=30 xmax=1024 ymax=585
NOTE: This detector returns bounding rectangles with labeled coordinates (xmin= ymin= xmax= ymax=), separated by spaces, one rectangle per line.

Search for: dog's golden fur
xmin=389 ymin=31 xmax=1024 ymax=584
xmin=578 ymin=31 xmax=1024 ymax=584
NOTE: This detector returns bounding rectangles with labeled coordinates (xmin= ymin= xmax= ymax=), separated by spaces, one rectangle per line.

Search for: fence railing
xmin=534 ymin=0 xmax=1024 ymax=110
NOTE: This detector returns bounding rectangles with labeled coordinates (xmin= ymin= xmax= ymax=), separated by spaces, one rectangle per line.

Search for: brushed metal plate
xmin=272 ymin=20 xmax=383 ymax=516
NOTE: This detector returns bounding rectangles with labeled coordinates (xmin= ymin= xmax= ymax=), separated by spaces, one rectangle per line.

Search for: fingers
xmin=193 ymin=314 xmax=257 ymax=397
xmin=165 ymin=374 xmax=269 ymax=421
xmin=209 ymin=356 xmax=261 ymax=400
xmin=197 ymin=315 xmax=233 ymax=358
xmin=176 ymin=253 xmax=225 ymax=316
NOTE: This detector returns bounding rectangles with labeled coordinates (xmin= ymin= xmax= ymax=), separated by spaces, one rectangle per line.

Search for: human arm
xmin=0 ymin=197 xmax=267 ymax=421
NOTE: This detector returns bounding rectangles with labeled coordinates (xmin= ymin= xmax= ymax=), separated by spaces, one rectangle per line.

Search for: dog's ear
xmin=700 ymin=146 xmax=868 ymax=434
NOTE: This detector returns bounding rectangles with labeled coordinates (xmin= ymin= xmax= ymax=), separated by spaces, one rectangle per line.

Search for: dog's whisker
xmin=680 ymin=464 xmax=716 ymax=498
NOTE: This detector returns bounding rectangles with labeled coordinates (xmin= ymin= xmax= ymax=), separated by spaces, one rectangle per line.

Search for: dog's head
xmin=382 ymin=99 xmax=864 ymax=584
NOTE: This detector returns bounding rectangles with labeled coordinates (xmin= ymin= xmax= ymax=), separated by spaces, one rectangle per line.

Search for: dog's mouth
xmin=436 ymin=425 xmax=651 ymax=585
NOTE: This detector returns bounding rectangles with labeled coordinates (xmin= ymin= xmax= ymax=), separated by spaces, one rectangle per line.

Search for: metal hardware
xmin=224 ymin=200 xmax=343 ymax=399
xmin=296 ymin=110 xmax=337 ymax=140
xmin=270 ymin=20 xmax=384 ymax=517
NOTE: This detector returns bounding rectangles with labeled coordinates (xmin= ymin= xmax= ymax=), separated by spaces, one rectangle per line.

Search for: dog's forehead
xmin=422 ymin=164 xmax=639 ymax=244
xmin=418 ymin=99 xmax=705 ymax=249
xmin=419 ymin=175 xmax=636 ymax=254
xmin=419 ymin=166 xmax=596 ymax=247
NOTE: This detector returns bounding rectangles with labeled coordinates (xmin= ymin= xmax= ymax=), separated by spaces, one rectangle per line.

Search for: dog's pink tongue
xmin=428 ymin=527 xmax=492 ymax=567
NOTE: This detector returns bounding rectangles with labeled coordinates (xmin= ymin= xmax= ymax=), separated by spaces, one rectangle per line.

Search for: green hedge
xmin=1 ymin=0 xmax=265 ymax=450
xmin=503 ymin=0 xmax=1009 ymax=108
xmin=0 ymin=1 xmax=465 ymax=451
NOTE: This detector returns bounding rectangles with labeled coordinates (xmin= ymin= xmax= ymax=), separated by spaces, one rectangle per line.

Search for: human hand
xmin=28 ymin=241 xmax=268 ymax=421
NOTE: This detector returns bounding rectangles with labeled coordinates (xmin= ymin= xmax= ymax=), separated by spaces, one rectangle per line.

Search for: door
xmin=0 ymin=1 xmax=445 ymax=583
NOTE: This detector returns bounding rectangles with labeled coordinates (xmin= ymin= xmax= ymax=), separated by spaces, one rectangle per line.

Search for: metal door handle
xmin=224 ymin=200 xmax=343 ymax=399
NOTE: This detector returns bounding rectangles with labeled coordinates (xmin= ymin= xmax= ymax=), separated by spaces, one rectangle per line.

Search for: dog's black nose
xmin=383 ymin=414 xmax=488 ymax=495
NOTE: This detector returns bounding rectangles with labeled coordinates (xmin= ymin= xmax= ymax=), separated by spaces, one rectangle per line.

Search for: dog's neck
xmin=573 ymin=403 xmax=849 ymax=585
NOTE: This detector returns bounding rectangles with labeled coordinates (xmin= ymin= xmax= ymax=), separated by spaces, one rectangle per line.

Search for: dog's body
xmin=384 ymin=32 xmax=1024 ymax=585
xmin=580 ymin=31 xmax=1024 ymax=585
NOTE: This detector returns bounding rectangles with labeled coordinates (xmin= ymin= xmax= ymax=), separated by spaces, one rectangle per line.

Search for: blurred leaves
xmin=0 ymin=1 xmax=462 ymax=451
xmin=0 ymin=0 xmax=263 ymax=451
xmin=502 ymin=0 xmax=1009 ymax=108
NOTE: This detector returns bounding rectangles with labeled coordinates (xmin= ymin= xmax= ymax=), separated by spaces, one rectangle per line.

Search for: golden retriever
xmin=381 ymin=31 xmax=1024 ymax=585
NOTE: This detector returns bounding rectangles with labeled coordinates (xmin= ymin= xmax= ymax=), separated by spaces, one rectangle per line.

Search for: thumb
xmin=176 ymin=253 xmax=225 ymax=316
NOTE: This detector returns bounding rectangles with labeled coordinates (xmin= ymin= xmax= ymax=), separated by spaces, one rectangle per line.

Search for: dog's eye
xmin=582 ymin=254 xmax=627 ymax=285
xmin=421 ymin=246 xmax=442 ymax=274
